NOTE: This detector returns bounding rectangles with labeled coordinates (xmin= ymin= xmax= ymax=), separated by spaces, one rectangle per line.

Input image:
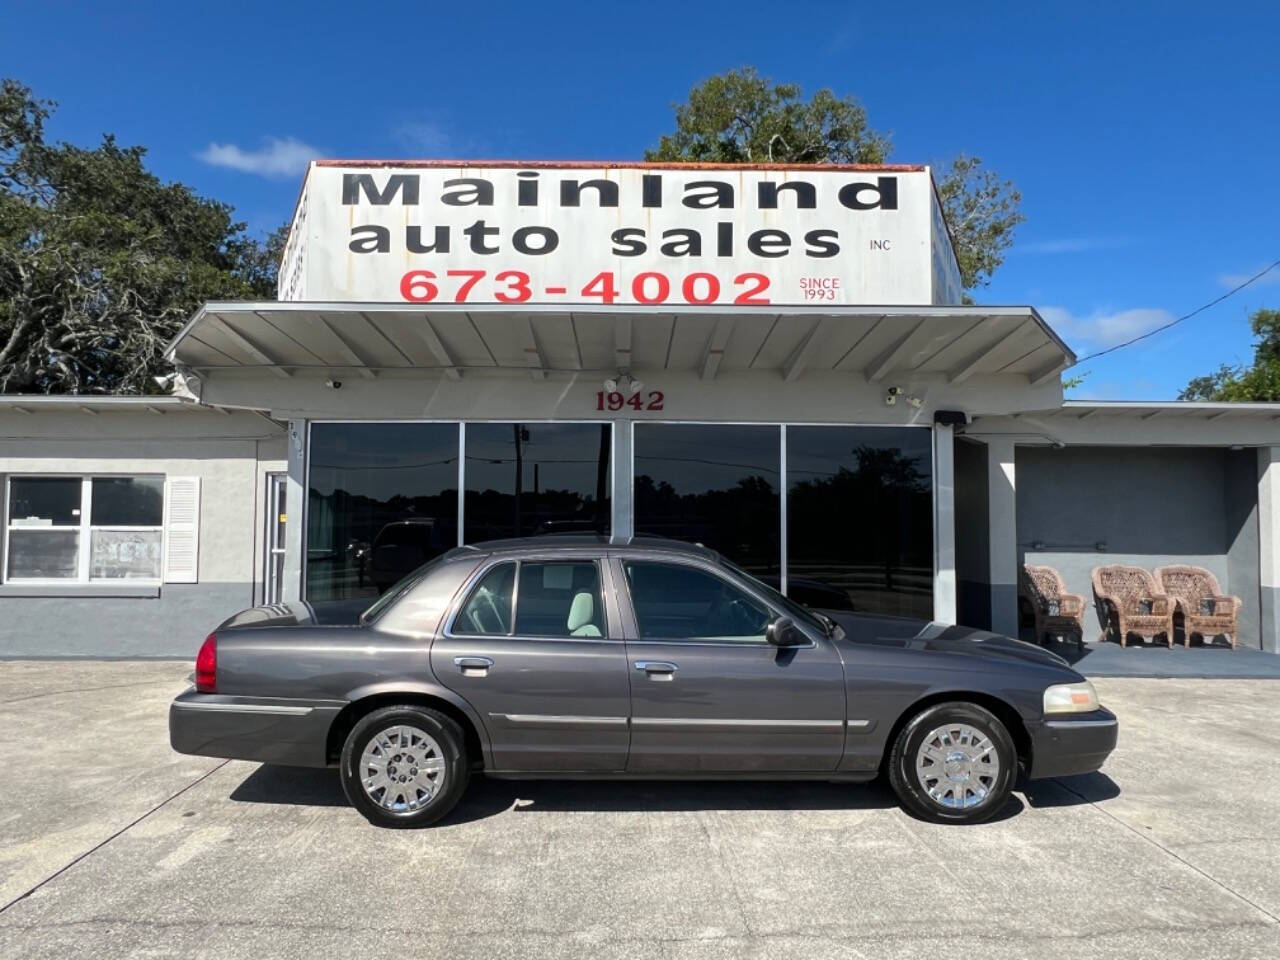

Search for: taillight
xmin=195 ymin=634 xmax=217 ymax=693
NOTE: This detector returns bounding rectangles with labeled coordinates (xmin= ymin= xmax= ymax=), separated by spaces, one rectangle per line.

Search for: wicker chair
xmin=1154 ymin=565 xmax=1242 ymax=649
xmin=1091 ymin=565 xmax=1174 ymax=648
xmin=1020 ymin=565 xmax=1086 ymax=649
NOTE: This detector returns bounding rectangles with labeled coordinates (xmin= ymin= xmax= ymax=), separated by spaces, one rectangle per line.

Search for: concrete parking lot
xmin=1 ymin=661 xmax=1278 ymax=960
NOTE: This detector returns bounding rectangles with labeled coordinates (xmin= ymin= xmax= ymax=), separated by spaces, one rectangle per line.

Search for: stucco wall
xmin=0 ymin=409 xmax=285 ymax=657
xmin=1015 ymin=446 xmax=1261 ymax=648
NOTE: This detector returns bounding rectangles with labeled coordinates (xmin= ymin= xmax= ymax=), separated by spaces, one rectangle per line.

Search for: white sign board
xmin=281 ymin=162 xmax=962 ymax=306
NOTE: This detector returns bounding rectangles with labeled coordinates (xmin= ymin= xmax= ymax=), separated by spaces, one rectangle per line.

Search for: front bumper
xmin=1027 ymin=707 xmax=1118 ymax=779
xmin=169 ymin=688 xmax=344 ymax=768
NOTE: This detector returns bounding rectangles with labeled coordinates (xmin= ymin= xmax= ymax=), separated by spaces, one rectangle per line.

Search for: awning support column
xmin=611 ymin=420 xmax=633 ymax=543
xmin=1260 ymin=446 xmax=1280 ymax=653
xmin=987 ymin=437 xmax=1019 ymax=638
xmin=933 ymin=423 xmax=957 ymax=624
xmin=283 ymin=419 xmax=307 ymax=602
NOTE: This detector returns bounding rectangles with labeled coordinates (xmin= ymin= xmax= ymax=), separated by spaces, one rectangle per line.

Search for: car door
xmin=430 ymin=554 xmax=630 ymax=772
xmin=616 ymin=556 xmax=846 ymax=773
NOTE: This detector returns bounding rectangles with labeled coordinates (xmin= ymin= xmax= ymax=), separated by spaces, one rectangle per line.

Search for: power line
xmin=1072 ymin=258 xmax=1280 ymax=366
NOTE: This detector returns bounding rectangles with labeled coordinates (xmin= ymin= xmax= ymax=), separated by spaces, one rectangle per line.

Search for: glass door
xmin=264 ymin=472 xmax=286 ymax=605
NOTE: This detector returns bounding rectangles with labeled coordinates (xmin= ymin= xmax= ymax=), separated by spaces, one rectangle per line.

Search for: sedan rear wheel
xmin=340 ymin=705 xmax=469 ymax=828
xmin=888 ymin=702 xmax=1016 ymax=824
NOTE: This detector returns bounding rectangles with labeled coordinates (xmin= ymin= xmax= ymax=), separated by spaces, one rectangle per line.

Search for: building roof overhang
xmin=967 ymin=399 xmax=1280 ymax=448
xmin=163 ymin=301 xmax=1075 ymax=386
xmin=0 ymin=395 xmax=228 ymax=416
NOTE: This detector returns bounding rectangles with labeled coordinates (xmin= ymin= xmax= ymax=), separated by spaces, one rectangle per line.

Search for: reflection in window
xmin=464 ymin=423 xmax=610 ymax=543
xmin=307 ymin=423 xmax=459 ymax=601
xmin=624 ymin=561 xmax=770 ymax=642
xmin=633 ymin=424 xmax=780 ymax=576
xmin=787 ymin=426 xmax=933 ymax=618
xmin=453 ymin=562 xmax=515 ymax=635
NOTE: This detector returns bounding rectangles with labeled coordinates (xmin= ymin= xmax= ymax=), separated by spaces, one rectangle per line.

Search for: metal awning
xmin=165 ymin=302 xmax=1074 ymax=385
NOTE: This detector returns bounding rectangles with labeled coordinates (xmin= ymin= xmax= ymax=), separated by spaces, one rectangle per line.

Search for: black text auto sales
xmin=341 ymin=171 xmax=899 ymax=260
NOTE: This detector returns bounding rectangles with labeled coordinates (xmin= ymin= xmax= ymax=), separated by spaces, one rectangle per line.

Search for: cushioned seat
xmin=567 ymin=591 xmax=602 ymax=637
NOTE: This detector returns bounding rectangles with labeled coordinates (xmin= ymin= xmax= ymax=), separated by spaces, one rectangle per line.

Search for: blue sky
xmin=4 ymin=0 xmax=1277 ymax=400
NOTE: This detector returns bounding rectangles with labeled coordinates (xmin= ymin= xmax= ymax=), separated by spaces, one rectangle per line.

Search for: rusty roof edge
xmin=309 ymin=159 xmax=928 ymax=172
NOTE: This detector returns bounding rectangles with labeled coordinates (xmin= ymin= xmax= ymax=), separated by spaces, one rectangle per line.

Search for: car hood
xmin=216 ymin=598 xmax=370 ymax=630
xmin=822 ymin=610 xmax=1074 ymax=671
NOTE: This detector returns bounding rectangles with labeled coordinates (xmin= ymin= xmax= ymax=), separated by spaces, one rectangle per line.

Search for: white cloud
xmin=197 ymin=136 xmax=323 ymax=178
xmin=1218 ymin=263 xmax=1280 ymax=289
xmin=393 ymin=121 xmax=454 ymax=154
xmin=1018 ymin=237 xmax=1131 ymax=255
xmin=1039 ymin=305 xmax=1175 ymax=350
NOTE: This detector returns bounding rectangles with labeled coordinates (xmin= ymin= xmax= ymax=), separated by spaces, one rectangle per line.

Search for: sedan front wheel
xmin=887 ymin=702 xmax=1016 ymax=824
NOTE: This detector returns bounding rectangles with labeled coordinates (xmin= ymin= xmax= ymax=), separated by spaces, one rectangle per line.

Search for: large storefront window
xmin=464 ymin=423 xmax=611 ymax=542
xmin=307 ymin=423 xmax=459 ymax=601
xmin=787 ymin=426 xmax=933 ymax=618
xmin=633 ymin=424 xmax=781 ymax=577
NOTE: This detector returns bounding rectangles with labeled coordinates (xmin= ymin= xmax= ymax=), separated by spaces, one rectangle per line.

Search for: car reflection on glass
xmin=370 ymin=519 xmax=444 ymax=593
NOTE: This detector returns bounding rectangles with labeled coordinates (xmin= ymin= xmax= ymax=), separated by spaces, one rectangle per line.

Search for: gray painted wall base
xmin=0 ymin=582 xmax=253 ymax=658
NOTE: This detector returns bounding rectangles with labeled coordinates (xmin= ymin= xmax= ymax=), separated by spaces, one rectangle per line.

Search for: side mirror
xmin=766 ymin=616 xmax=804 ymax=647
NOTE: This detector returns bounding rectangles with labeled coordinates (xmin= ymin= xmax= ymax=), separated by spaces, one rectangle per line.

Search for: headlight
xmin=1043 ymin=680 xmax=1099 ymax=714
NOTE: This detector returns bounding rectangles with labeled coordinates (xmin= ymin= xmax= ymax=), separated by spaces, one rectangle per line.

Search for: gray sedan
xmin=170 ymin=537 xmax=1117 ymax=827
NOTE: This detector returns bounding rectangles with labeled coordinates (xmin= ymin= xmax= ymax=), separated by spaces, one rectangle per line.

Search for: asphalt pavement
xmin=1 ymin=660 xmax=1278 ymax=959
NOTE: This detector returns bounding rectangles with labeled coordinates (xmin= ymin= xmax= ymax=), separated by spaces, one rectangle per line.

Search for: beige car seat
xmin=567 ymin=591 xmax=602 ymax=637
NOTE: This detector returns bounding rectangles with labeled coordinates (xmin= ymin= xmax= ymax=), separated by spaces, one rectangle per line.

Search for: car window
xmin=716 ymin=558 xmax=828 ymax=635
xmin=623 ymin=561 xmax=771 ymax=643
xmin=514 ymin=561 xmax=605 ymax=638
xmin=453 ymin=562 xmax=515 ymax=635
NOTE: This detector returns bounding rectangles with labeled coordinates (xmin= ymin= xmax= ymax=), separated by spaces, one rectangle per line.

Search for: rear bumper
xmin=169 ymin=688 xmax=343 ymax=768
xmin=1027 ymin=707 xmax=1118 ymax=779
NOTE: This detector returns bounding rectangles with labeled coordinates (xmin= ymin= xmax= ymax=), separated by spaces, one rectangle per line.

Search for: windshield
xmin=359 ymin=555 xmax=444 ymax=623
xmin=717 ymin=558 xmax=829 ymax=635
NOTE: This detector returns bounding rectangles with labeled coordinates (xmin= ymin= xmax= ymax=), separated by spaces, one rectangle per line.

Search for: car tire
xmin=887 ymin=701 xmax=1016 ymax=825
xmin=339 ymin=705 xmax=470 ymax=828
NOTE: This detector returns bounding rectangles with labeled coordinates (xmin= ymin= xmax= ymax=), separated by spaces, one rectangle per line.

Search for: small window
xmin=4 ymin=475 xmax=166 ymax=583
xmin=515 ymin=562 xmax=604 ymax=638
xmin=624 ymin=561 xmax=771 ymax=643
xmin=453 ymin=562 xmax=516 ymax=635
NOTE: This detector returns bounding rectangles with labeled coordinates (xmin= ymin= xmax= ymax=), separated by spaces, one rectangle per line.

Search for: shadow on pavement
xmin=1020 ymin=771 xmax=1121 ymax=808
xmin=229 ymin=765 xmax=1070 ymax=826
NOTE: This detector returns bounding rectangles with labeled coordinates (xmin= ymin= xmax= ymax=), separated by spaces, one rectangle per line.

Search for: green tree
xmin=646 ymin=68 xmax=1024 ymax=293
xmin=0 ymin=79 xmax=283 ymax=394
xmin=1178 ymin=308 xmax=1280 ymax=402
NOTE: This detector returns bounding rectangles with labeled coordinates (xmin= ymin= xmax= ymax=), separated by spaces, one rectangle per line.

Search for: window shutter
xmin=163 ymin=476 xmax=201 ymax=583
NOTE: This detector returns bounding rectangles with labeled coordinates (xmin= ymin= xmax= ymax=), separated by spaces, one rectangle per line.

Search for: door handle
xmin=454 ymin=656 xmax=493 ymax=677
xmin=634 ymin=660 xmax=677 ymax=680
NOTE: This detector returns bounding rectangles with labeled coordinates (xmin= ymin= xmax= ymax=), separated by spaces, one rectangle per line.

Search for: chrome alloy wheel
xmin=914 ymin=723 xmax=1000 ymax=810
xmin=359 ymin=725 xmax=446 ymax=814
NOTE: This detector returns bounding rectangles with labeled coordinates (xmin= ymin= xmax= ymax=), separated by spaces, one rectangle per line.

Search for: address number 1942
xmin=597 ymin=391 xmax=664 ymax=412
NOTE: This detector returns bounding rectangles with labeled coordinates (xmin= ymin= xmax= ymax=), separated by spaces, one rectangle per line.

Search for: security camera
xmin=325 ymin=378 xmax=343 ymax=390
xmin=886 ymin=386 xmax=903 ymax=396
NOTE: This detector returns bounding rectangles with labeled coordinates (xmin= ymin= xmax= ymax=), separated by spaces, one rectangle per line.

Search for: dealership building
xmin=1 ymin=161 xmax=1277 ymax=657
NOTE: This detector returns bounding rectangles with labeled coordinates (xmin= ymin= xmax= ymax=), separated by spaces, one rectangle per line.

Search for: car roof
xmin=441 ymin=534 xmax=721 ymax=562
